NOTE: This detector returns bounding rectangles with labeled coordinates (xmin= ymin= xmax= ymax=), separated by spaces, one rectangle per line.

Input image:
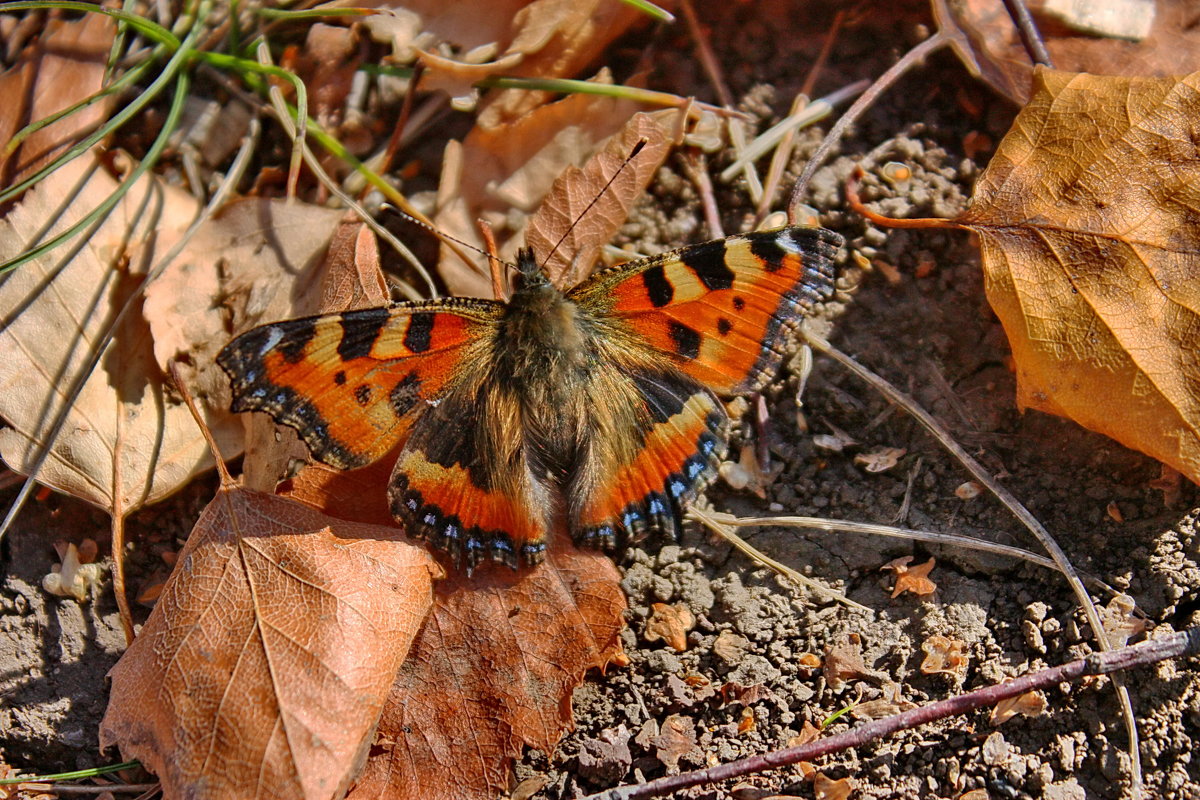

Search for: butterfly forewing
xmin=570 ymin=226 xmax=842 ymax=395
xmin=216 ymin=300 xmax=502 ymax=470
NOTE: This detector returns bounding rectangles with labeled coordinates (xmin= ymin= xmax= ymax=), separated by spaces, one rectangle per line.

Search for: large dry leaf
xmin=958 ymin=68 xmax=1200 ymax=483
xmin=0 ymin=155 xmax=238 ymax=511
xmin=0 ymin=13 xmax=116 ymax=189
xmin=284 ymin=462 xmax=626 ymax=799
xmin=347 ymin=549 xmax=626 ymax=800
xmin=100 ymin=487 xmax=440 ymax=800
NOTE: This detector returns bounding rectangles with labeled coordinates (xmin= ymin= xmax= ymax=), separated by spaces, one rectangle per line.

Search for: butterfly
xmin=217 ymin=225 xmax=842 ymax=574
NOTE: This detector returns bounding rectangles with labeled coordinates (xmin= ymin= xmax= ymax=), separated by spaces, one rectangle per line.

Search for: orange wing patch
xmin=571 ymin=375 xmax=727 ymax=550
xmin=571 ymin=226 xmax=840 ymax=395
xmin=216 ymin=300 xmax=501 ymax=470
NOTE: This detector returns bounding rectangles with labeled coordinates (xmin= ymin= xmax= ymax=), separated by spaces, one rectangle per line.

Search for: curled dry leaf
xmin=882 ymin=556 xmax=937 ymax=598
xmin=347 ymin=548 xmax=626 ymax=800
xmin=850 ymin=682 xmax=917 ymax=720
xmin=853 ymin=447 xmax=906 ymax=473
xmin=644 ymin=602 xmax=695 ymax=652
xmin=954 ymin=480 xmax=983 ymax=500
xmin=920 ymin=634 xmax=969 ymax=683
xmin=989 ymin=690 xmax=1048 ymax=726
xmin=650 ymin=714 xmax=704 ymax=773
xmin=0 ymin=155 xmax=239 ymax=512
xmin=0 ymin=13 xmax=115 ymax=189
xmin=359 ymin=0 xmax=641 ymax=124
xmin=813 ymin=773 xmax=855 ymax=800
xmin=958 ymin=68 xmax=1200 ymax=485
xmin=100 ymin=487 xmax=439 ymax=800
xmin=823 ymin=633 xmax=880 ymax=692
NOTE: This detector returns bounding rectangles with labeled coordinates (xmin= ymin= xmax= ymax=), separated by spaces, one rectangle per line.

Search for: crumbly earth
xmin=3 ymin=4 xmax=1200 ymax=800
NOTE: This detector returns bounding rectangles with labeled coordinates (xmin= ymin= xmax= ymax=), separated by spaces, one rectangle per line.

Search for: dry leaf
xmin=853 ymin=447 xmax=906 ymax=473
xmin=938 ymin=0 xmax=1200 ymax=103
xmin=41 ymin=542 xmax=104 ymax=602
xmin=523 ymin=112 xmax=676 ymax=288
xmin=813 ymin=773 xmax=855 ymax=800
xmin=100 ymin=487 xmax=439 ymax=800
xmin=318 ymin=217 xmax=390 ymax=312
xmin=0 ymin=155 xmax=238 ymax=512
xmin=644 ymin=602 xmax=695 ymax=652
xmin=850 ymin=683 xmax=917 ymax=720
xmin=1099 ymin=594 xmax=1148 ymax=649
xmin=0 ymin=13 xmax=115 ymax=189
xmin=882 ymin=556 xmax=937 ymax=598
xmin=788 ymin=719 xmax=822 ymax=748
xmin=954 ymin=480 xmax=983 ymax=500
xmin=958 ymin=68 xmax=1200 ymax=485
xmin=989 ymin=690 xmax=1048 ymax=725
xmin=347 ymin=547 xmax=626 ymax=800
xmin=823 ymin=633 xmax=876 ymax=691
xmin=650 ymin=714 xmax=703 ymax=773
xmin=920 ymin=634 xmax=969 ymax=683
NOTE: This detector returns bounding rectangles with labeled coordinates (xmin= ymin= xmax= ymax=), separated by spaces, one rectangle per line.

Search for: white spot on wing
xmin=775 ymin=231 xmax=800 ymax=253
xmin=259 ymin=326 xmax=285 ymax=354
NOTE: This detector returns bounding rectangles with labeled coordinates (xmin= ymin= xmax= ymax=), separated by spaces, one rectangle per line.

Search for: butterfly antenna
xmin=381 ymin=205 xmax=519 ymax=272
xmin=540 ymin=138 xmax=648 ymax=270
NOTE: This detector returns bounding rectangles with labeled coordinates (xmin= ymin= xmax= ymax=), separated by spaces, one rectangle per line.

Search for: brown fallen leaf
xmin=853 ymin=447 xmax=906 ymax=473
xmin=0 ymin=154 xmax=240 ymax=511
xmin=346 ymin=547 xmax=626 ymax=800
xmin=989 ymin=690 xmax=1048 ymax=725
xmin=1099 ymin=594 xmax=1148 ymax=649
xmin=644 ymin=601 xmax=695 ymax=652
xmin=100 ymin=486 xmax=439 ymax=800
xmin=882 ymin=556 xmax=937 ymax=598
xmin=0 ymin=12 xmax=115 ymax=189
xmin=650 ymin=714 xmax=704 ymax=773
xmin=957 ymin=68 xmax=1200 ymax=485
xmin=850 ymin=682 xmax=917 ymax=720
xmin=813 ymin=773 xmax=855 ymax=800
xmin=823 ymin=633 xmax=881 ymax=692
xmin=920 ymin=634 xmax=969 ymax=683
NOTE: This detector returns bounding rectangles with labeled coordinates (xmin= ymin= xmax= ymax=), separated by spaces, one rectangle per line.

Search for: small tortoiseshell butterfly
xmin=217 ymin=226 xmax=842 ymax=573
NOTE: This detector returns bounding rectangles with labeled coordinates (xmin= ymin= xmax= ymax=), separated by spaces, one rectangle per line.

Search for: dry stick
xmin=787 ymin=31 xmax=951 ymax=219
xmin=678 ymin=0 xmax=733 ymax=108
xmin=378 ymin=61 xmax=424 ymax=179
xmin=1001 ymin=0 xmax=1054 ymax=68
xmin=808 ymin=334 xmax=1144 ymax=796
xmin=680 ymin=152 xmax=723 ymax=239
xmin=754 ymin=10 xmax=845 ymax=222
xmin=580 ymin=626 xmax=1200 ymax=800
xmin=477 ymin=218 xmax=506 ymax=301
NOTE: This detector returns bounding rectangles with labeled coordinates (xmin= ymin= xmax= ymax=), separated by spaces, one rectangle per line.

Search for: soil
xmin=3 ymin=3 xmax=1200 ymax=800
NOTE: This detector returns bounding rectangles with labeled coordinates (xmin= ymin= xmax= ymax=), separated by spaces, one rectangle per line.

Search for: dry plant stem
xmin=23 ymin=785 xmax=160 ymax=795
xmin=1001 ymin=0 xmax=1054 ymax=67
xmin=754 ymin=11 xmax=844 ymax=221
xmin=582 ymin=626 xmax=1200 ymax=800
xmin=170 ymin=361 xmax=233 ymax=488
xmin=698 ymin=511 xmax=1123 ymax=598
xmin=788 ymin=32 xmax=951 ymax=220
xmin=263 ymin=75 xmax=439 ymax=299
xmin=690 ymin=507 xmax=869 ymax=612
xmin=681 ymin=152 xmax=723 ymax=238
xmin=379 ymin=61 xmax=424 ymax=179
xmin=846 ymin=165 xmax=968 ymax=229
xmin=679 ymin=0 xmax=733 ymax=108
xmin=477 ymin=218 xmax=506 ymax=300
xmin=807 ymin=333 xmax=1144 ymax=795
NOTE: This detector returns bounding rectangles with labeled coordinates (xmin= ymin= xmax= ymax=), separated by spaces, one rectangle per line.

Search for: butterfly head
xmin=512 ymin=247 xmax=552 ymax=292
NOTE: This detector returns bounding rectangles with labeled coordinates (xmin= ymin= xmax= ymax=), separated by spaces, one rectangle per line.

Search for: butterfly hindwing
xmin=569 ymin=226 xmax=842 ymax=395
xmin=216 ymin=299 xmax=502 ymax=470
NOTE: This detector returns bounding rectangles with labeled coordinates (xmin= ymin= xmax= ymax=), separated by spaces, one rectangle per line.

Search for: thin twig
xmin=1001 ymin=0 xmax=1054 ymax=68
xmin=580 ymin=627 xmax=1200 ymax=800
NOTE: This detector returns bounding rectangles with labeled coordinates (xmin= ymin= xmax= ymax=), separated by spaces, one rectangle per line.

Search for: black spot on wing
xmin=334 ymin=370 xmax=347 ymax=385
xmin=681 ymin=239 xmax=735 ymax=290
xmin=732 ymin=296 xmax=746 ymax=311
xmin=668 ymin=320 xmax=701 ymax=360
xmin=404 ymin=311 xmax=435 ymax=353
xmin=354 ymin=384 xmax=373 ymax=406
xmin=748 ymin=234 xmax=787 ymax=273
xmin=717 ymin=318 xmax=733 ymax=335
xmin=641 ymin=265 xmax=674 ymax=307
xmin=630 ymin=371 xmax=691 ymax=424
xmin=277 ymin=324 xmax=315 ymax=364
xmin=389 ymin=373 xmax=421 ymax=417
xmin=337 ymin=307 xmax=390 ymax=360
